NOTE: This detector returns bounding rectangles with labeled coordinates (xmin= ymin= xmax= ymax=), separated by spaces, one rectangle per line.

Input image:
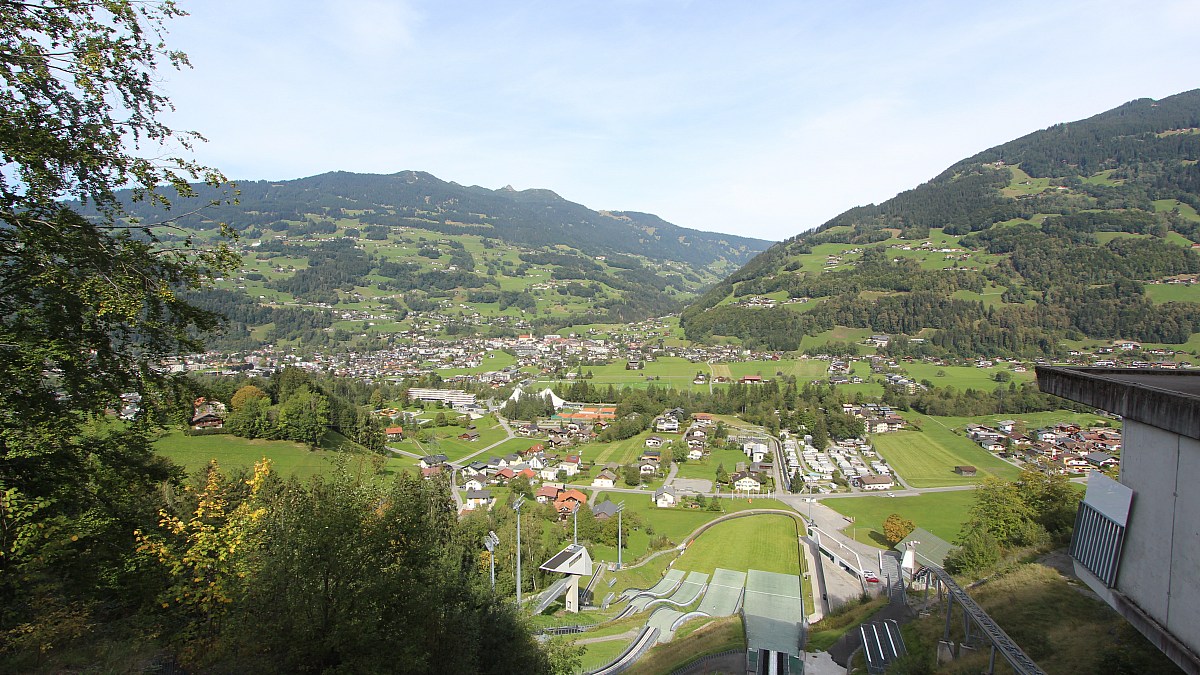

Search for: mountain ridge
xmin=104 ymin=169 xmax=770 ymax=269
xmin=92 ymin=170 xmax=775 ymax=349
xmin=681 ymin=89 xmax=1200 ymax=356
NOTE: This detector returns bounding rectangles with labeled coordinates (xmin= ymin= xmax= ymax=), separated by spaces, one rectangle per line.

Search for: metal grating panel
xmin=1070 ymin=501 xmax=1126 ymax=587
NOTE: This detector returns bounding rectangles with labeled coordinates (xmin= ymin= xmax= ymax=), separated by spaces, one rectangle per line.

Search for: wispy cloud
xmin=159 ymin=0 xmax=1199 ymax=241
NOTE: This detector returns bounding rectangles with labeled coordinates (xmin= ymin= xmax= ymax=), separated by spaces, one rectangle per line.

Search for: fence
xmin=669 ymin=649 xmax=743 ymax=675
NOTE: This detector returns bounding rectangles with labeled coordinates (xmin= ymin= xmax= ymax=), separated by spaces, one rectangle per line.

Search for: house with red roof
xmin=553 ymin=489 xmax=588 ymax=519
xmin=535 ymin=485 xmax=561 ymax=503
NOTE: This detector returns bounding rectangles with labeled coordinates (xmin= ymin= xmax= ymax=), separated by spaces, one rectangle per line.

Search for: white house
xmin=733 ymin=473 xmax=762 ymax=492
xmin=592 ymin=469 xmax=616 ymax=489
xmin=743 ymin=442 xmax=768 ymax=462
xmin=656 ymin=416 xmax=680 ymax=433
xmin=561 ymin=456 xmax=581 ymax=477
xmin=654 ymin=486 xmax=677 ymax=508
xmin=687 ymin=448 xmax=704 ymax=461
xmin=465 ymin=489 xmax=493 ymax=509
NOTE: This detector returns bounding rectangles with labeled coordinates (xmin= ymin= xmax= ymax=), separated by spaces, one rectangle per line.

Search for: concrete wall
xmin=1119 ymin=420 xmax=1200 ymax=660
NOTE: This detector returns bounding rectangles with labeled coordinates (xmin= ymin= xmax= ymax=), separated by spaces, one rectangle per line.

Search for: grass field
xmin=1153 ymin=198 xmax=1200 ymax=222
xmin=673 ymin=445 xmax=745 ymax=481
xmin=901 ymin=563 xmax=1181 ymax=675
xmin=539 ymin=356 xmax=710 ymax=393
xmin=822 ymin=490 xmax=976 ymax=546
xmin=675 ymin=514 xmax=802 ymax=576
xmin=797 ymin=326 xmax=874 ymax=352
xmin=1144 ymin=282 xmax=1200 ymax=304
xmin=577 ymin=635 xmax=636 ymax=673
xmin=925 ymin=410 xmax=1112 ymax=432
xmin=589 ymin=431 xmax=660 ymax=466
xmin=587 ymin=496 xmax=792 ymax=562
xmin=872 ymin=424 xmax=1019 ymax=488
xmin=622 ymin=616 xmax=745 ymax=675
xmin=899 ymin=361 xmax=1033 ymax=389
xmin=154 ymin=430 xmax=409 ymax=480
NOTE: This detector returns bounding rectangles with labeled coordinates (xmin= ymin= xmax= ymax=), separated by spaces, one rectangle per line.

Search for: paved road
xmin=386 ymin=445 xmax=422 ymax=459
xmin=664 ymin=461 xmax=679 ymax=485
xmin=456 ymin=416 xmax=517 ymax=465
xmin=450 ymin=468 xmax=464 ymax=510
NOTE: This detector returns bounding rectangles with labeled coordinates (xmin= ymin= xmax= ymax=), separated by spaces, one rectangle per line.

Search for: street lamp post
xmin=484 ymin=530 xmax=500 ymax=590
xmin=807 ymin=479 xmax=814 ymax=523
xmin=573 ymin=502 xmax=578 ymax=545
xmin=513 ymin=496 xmax=525 ymax=605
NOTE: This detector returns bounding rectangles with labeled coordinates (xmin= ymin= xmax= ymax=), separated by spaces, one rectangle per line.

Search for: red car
xmin=863 ymin=571 xmax=880 ymax=583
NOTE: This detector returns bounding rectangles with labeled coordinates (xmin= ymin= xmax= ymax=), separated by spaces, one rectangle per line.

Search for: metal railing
xmin=915 ymin=566 xmax=1047 ymax=675
xmin=669 ymin=649 xmax=742 ymax=675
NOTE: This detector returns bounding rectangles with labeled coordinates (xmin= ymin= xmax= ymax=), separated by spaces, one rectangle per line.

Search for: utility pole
xmin=573 ymin=502 xmax=579 ymax=544
xmin=513 ymin=496 xmax=525 ymax=605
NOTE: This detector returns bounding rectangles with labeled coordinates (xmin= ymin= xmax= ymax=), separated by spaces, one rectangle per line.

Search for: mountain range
xmin=109 ymin=170 xmax=769 ymax=268
xmin=681 ymin=89 xmax=1200 ymax=357
xmin=94 ymin=171 xmax=771 ymax=349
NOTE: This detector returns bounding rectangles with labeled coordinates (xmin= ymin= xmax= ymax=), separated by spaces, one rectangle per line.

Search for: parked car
xmin=863 ymin=571 xmax=880 ymax=583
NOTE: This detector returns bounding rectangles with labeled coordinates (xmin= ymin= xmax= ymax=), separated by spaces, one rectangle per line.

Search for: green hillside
xmin=682 ymin=89 xmax=1200 ymax=356
xmin=96 ymin=172 xmax=770 ymax=350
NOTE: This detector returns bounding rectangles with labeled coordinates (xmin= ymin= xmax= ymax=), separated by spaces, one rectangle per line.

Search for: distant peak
xmin=500 ymin=184 xmax=516 ymax=192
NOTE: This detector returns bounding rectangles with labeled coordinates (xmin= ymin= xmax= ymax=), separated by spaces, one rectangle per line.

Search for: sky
xmin=159 ymin=0 xmax=1199 ymax=243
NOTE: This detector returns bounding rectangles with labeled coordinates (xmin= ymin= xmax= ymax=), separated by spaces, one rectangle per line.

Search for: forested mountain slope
xmin=86 ymin=171 xmax=770 ymax=348
xmin=102 ymin=170 xmax=768 ymax=267
xmin=682 ymin=89 xmax=1200 ymax=356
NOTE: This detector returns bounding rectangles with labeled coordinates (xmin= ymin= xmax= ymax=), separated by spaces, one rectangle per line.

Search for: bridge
xmin=914 ymin=566 xmax=1047 ymax=675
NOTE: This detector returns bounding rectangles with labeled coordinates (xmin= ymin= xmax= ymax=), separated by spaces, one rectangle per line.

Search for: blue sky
xmin=161 ymin=0 xmax=1199 ymax=242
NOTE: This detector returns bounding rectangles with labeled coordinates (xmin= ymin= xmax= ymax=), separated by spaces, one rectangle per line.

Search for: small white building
xmin=656 ymin=417 xmax=680 ymax=433
xmin=465 ymin=489 xmax=493 ymax=509
xmin=592 ymin=469 xmax=616 ymax=489
xmin=654 ymin=486 xmax=677 ymax=508
xmin=733 ymin=474 xmax=762 ymax=492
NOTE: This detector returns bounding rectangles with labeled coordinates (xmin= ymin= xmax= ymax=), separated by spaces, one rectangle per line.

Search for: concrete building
xmin=407 ymin=387 xmax=477 ymax=408
xmin=1037 ymin=366 xmax=1200 ymax=674
xmin=539 ymin=544 xmax=593 ymax=613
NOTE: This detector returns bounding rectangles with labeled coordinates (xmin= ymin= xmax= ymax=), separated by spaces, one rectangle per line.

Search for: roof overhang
xmin=1035 ymin=366 xmax=1200 ymax=440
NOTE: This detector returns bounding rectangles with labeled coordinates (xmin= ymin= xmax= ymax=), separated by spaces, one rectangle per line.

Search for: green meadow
xmin=1144 ymin=282 xmax=1200 ymax=304
xmin=154 ymin=430 xmax=410 ymax=480
xmin=822 ymin=490 xmax=977 ymax=547
xmin=872 ymin=424 xmax=1018 ymax=488
xmin=899 ymin=361 xmax=1033 ymax=390
xmin=585 ymin=495 xmax=791 ymax=562
xmin=674 ymin=514 xmax=802 ymax=576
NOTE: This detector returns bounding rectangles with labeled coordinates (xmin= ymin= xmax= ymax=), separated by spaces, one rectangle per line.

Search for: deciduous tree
xmin=883 ymin=513 xmax=916 ymax=545
xmin=0 ymin=4 xmax=239 ymax=658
